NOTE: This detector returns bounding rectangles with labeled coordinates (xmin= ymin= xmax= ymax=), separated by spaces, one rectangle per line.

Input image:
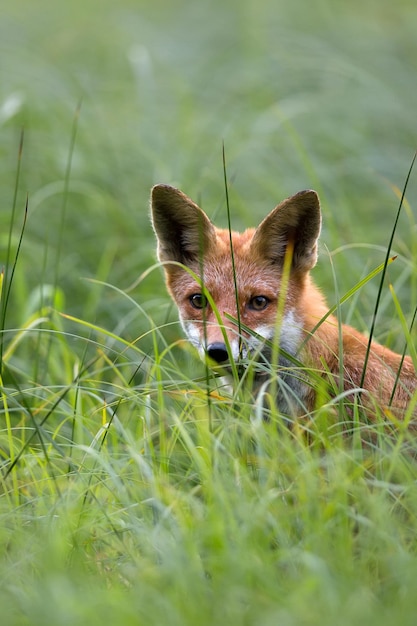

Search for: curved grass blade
xmin=222 ymin=143 xmax=242 ymax=350
xmin=0 ymin=130 xmax=26 ymax=373
xmin=360 ymin=152 xmax=416 ymax=389
xmin=388 ymin=285 xmax=417 ymax=406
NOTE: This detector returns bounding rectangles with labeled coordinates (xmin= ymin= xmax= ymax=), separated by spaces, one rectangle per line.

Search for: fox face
xmin=150 ymin=184 xmax=320 ymax=364
xmin=150 ymin=183 xmax=417 ymax=419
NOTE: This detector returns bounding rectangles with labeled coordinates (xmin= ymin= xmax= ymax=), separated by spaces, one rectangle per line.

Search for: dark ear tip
xmin=294 ymin=189 xmax=320 ymax=204
xmin=151 ymin=184 xmax=179 ymax=201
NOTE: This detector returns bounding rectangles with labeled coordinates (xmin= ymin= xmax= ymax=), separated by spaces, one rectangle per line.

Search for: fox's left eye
xmin=189 ymin=293 xmax=208 ymax=309
xmin=249 ymin=296 xmax=270 ymax=311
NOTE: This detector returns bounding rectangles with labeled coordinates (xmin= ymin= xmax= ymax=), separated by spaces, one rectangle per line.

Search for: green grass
xmin=1 ymin=0 xmax=417 ymax=624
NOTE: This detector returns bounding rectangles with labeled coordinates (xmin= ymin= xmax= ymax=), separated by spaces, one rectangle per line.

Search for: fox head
xmin=150 ymin=184 xmax=322 ymax=369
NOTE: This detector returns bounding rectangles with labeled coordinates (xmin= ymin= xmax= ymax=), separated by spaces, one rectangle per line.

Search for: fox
xmin=150 ymin=183 xmax=417 ymax=422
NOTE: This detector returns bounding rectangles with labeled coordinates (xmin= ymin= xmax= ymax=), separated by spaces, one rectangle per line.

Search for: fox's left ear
xmin=250 ymin=190 xmax=321 ymax=273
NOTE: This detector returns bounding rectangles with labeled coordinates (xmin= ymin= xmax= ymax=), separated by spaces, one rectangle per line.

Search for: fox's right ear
xmin=150 ymin=184 xmax=216 ymax=265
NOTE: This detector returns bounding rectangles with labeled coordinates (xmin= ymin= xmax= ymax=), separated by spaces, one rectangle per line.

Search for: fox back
xmin=151 ymin=184 xmax=417 ymax=422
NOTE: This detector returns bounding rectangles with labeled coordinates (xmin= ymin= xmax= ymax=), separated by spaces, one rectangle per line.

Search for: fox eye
xmin=189 ymin=293 xmax=208 ymax=309
xmin=249 ymin=296 xmax=269 ymax=311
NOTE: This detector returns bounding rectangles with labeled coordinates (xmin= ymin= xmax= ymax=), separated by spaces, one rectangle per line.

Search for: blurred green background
xmin=1 ymin=3 xmax=417 ymax=625
xmin=1 ymin=0 xmax=416 ymax=348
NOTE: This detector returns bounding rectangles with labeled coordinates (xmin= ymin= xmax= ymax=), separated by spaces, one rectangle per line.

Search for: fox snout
xmin=206 ymin=341 xmax=229 ymax=364
xmin=182 ymin=318 xmax=244 ymax=364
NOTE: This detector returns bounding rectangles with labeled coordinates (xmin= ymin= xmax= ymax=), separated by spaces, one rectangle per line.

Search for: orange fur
xmin=151 ymin=184 xmax=417 ymax=422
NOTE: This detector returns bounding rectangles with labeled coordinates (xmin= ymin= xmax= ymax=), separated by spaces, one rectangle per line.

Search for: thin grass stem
xmin=360 ymin=152 xmax=416 ymax=389
xmin=222 ymin=143 xmax=242 ymax=351
xmin=0 ymin=131 xmax=25 ymax=373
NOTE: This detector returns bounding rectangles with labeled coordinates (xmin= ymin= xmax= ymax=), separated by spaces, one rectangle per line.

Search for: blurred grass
xmin=1 ymin=0 xmax=417 ymax=624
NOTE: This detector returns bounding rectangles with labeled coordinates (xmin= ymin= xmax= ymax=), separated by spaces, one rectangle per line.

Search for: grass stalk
xmin=222 ymin=143 xmax=242 ymax=350
xmin=360 ymin=151 xmax=416 ymax=389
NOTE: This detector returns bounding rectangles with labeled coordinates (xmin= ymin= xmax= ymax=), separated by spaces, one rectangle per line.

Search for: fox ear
xmin=250 ymin=190 xmax=321 ymax=272
xmin=150 ymin=184 xmax=215 ymax=264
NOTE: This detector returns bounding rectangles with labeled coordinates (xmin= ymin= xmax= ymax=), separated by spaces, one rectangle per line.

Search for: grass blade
xmin=222 ymin=143 xmax=242 ymax=349
xmin=0 ymin=131 xmax=25 ymax=373
xmin=360 ymin=151 xmax=416 ymax=389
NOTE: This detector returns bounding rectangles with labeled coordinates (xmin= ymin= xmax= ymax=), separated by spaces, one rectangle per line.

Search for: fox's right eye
xmin=189 ymin=293 xmax=208 ymax=309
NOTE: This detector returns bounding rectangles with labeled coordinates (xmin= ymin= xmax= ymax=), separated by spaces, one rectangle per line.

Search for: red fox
xmin=151 ymin=184 xmax=417 ymax=422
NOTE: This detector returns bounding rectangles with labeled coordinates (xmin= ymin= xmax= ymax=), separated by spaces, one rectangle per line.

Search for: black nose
xmin=206 ymin=342 xmax=229 ymax=364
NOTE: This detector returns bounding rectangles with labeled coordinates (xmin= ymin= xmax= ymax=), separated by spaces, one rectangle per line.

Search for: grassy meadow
xmin=1 ymin=0 xmax=417 ymax=624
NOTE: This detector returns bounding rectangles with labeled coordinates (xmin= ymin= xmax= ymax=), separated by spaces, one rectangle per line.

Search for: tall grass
xmin=1 ymin=0 xmax=417 ymax=624
xmin=1 ymin=141 xmax=417 ymax=626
